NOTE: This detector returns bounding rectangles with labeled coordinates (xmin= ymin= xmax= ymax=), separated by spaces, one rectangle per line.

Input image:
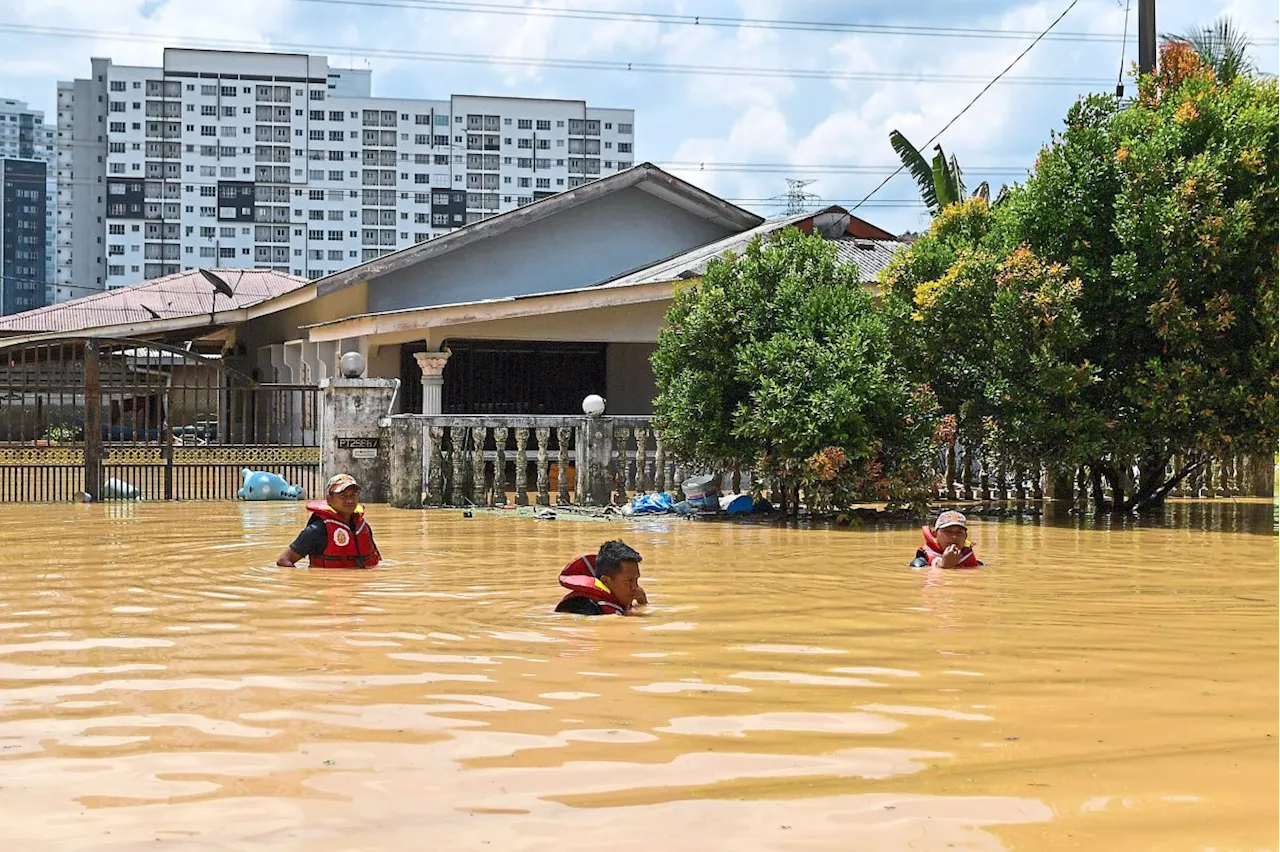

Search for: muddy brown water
xmin=0 ymin=501 xmax=1275 ymax=850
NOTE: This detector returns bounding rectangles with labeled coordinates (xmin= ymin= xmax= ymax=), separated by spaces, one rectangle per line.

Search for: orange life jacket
xmin=918 ymin=525 xmax=981 ymax=569
xmin=304 ymin=500 xmax=381 ymax=569
xmin=557 ymin=553 xmax=627 ymax=615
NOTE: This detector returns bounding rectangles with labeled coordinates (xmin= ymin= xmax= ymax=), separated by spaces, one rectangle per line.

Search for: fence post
xmin=581 ymin=416 xmax=612 ymax=506
xmin=83 ymin=340 xmax=102 ymax=502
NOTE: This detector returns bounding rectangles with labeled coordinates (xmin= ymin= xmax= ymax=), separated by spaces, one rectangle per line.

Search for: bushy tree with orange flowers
xmin=885 ymin=42 xmax=1277 ymax=511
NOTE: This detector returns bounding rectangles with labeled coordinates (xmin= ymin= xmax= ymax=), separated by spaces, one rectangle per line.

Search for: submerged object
xmin=100 ymin=478 xmax=140 ymax=500
xmin=237 ymin=467 xmax=304 ymax=501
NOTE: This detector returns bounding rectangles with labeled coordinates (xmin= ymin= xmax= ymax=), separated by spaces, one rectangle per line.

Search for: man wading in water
xmin=555 ymin=540 xmax=648 ymax=615
xmin=277 ymin=474 xmax=381 ymax=569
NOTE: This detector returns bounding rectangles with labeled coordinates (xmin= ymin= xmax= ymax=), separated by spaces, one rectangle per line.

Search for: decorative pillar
xmin=413 ymin=350 xmax=451 ymax=415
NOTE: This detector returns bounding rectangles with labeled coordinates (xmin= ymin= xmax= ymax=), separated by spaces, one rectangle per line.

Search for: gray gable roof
xmin=313 ymin=163 xmax=764 ymax=298
xmin=595 ymin=206 xmax=903 ymax=290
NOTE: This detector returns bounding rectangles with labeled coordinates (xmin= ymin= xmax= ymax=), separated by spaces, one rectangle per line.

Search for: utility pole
xmin=1138 ymin=0 xmax=1157 ymax=77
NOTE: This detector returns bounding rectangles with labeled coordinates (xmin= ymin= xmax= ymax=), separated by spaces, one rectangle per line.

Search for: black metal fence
xmin=0 ymin=337 xmax=320 ymax=502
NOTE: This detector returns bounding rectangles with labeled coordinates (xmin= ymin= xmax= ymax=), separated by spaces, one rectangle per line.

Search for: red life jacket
xmin=558 ymin=553 xmax=627 ymax=615
xmin=919 ymin=525 xmax=981 ymax=569
xmin=304 ymin=500 xmax=381 ymax=569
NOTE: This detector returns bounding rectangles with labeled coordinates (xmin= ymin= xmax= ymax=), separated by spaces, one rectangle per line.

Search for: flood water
xmin=1 ymin=501 xmax=1275 ymax=851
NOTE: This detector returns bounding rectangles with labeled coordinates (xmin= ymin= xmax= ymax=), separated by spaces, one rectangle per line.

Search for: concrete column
xmin=268 ymin=343 xmax=289 ymax=382
xmin=582 ymin=416 xmax=613 ymax=506
xmin=413 ymin=350 xmax=451 ymax=415
xmin=319 ymin=377 xmax=400 ymax=503
xmin=316 ymin=340 xmax=339 ymax=382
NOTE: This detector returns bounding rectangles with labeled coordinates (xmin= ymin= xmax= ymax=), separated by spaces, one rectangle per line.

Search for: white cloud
xmin=0 ymin=0 xmax=1274 ymax=233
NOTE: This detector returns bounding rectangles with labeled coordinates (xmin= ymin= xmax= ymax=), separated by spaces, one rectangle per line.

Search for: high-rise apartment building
xmin=0 ymin=158 xmax=49 ymax=315
xmin=0 ymin=98 xmax=56 ymax=308
xmin=55 ymin=48 xmax=636 ymax=299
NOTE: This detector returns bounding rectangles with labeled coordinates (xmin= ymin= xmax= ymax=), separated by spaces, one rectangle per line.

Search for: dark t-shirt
xmin=554 ymin=595 xmax=605 ymax=616
xmin=289 ymin=516 xmax=330 ymax=558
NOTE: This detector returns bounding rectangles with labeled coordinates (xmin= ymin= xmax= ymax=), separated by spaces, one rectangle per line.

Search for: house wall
xmin=366 ymin=187 xmax=734 ymax=313
xmin=605 ymin=342 xmax=658 ymax=415
xmin=230 ymin=283 xmax=367 ymax=377
xmin=419 ymin=298 xmax=671 ymax=350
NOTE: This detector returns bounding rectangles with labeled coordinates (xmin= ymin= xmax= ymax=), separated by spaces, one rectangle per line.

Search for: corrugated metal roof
xmin=832 ymin=235 xmax=904 ymax=282
xmin=596 ymin=207 xmax=903 ymax=290
xmin=0 ymin=269 xmax=309 ymax=335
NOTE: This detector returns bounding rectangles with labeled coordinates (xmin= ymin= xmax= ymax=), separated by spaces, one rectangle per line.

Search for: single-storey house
xmin=0 ymin=164 xmax=905 ymax=417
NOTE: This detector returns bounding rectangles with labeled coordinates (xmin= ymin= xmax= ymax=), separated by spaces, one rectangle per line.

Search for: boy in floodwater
xmin=555 ymin=539 xmax=648 ymax=615
xmin=911 ymin=510 xmax=982 ymax=569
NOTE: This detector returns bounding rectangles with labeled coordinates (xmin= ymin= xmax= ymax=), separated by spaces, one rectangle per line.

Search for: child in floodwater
xmin=555 ymin=540 xmax=648 ymax=615
xmin=910 ymin=510 xmax=982 ymax=569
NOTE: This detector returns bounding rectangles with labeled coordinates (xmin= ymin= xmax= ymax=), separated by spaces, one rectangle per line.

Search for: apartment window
xmin=108 ymin=224 xmax=125 ymax=234
xmin=310 ymin=110 xmax=325 ymax=121
xmin=308 ymin=229 xmax=324 ymax=240
xmin=604 ymin=122 xmax=612 ymax=130
xmin=618 ymin=123 xmax=632 ymax=134
xmin=536 ymin=119 xmax=551 ymax=130
xmin=517 ymin=119 xmax=532 ymax=129
xmin=329 ymin=110 xmax=344 ymax=121
xmin=518 ymin=177 xmax=530 ymax=188
xmin=221 ymin=86 xmax=236 ymax=97
xmin=556 ymin=120 xmax=564 ymax=127
xmin=327 ymin=230 xmax=343 ymax=240
xmin=200 ymin=125 xmax=216 ymax=136
xmin=309 ymin=129 xmax=324 ymax=141
xmin=605 ymin=141 xmax=612 ymax=149
xmin=109 ymin=101 xmax=125 ymax=113
xmin=309 ymin=190 xmax=324 ymax=200
xmin=309 ymin=210 xmax=325 ymax=220
xmin=110 ymin=80 xmax=126 ymax=91
xmin=536 ymin=178 xmax=550 ymax=189
xmin=109 ymin=122 xmax=125 ymax=133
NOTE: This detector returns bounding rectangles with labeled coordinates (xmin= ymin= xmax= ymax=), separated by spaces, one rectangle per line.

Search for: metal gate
xmin=0 ymin=337 xmax=320 ymax=502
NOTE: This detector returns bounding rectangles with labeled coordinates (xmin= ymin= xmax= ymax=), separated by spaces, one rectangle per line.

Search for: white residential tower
xmin=55 ymin=48 xmax=636 ymax=298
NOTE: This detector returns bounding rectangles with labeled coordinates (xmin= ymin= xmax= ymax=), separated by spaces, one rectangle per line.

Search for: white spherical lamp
xmin=582 ymin=394 xmax=606 ymax=417
xmin=339 ymin=351 xmax=366 ymax=379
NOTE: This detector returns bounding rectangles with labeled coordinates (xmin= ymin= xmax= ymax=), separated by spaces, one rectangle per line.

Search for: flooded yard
xmin=0 ymin=501 xmax=1275 ymax=850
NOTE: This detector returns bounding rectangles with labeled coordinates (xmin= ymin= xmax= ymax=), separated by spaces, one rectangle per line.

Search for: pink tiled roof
xmin=0 ymin=269 xmax=309 ymax=335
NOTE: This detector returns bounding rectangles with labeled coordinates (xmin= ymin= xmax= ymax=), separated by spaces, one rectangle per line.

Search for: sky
xmin=0 ymin=0 xmax=1276 ymax=235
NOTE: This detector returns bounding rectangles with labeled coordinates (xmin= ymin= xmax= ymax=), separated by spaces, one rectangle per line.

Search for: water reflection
xmin=0 ymin=501 xmax=1274 ymax=849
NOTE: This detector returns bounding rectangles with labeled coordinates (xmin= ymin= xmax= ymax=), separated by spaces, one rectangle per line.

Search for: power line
xmin=853 ymin=0 xmax=1082 ymax=213
xmin=1116 ymin=0 xmax=1132 ymax=97
xmin=660 ymin=161 xmax=1032 ymax=175
xmin=0 ymin=23 xmax=1117 ymax=87
xmin=291 ymin=0 xmax=1278 ymax=45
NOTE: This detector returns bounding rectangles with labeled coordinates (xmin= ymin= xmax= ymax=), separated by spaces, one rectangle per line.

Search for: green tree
xmin=652 ymin=227 xmax=939 ymax=511
xmin=1162 ymin=16 xmax=1255 ymax=84
xmin=885 ymin=43 xmax=1278 ymax=512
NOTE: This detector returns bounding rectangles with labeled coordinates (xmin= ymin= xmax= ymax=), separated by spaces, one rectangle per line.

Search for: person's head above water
xmin=325 ymin=473 xmax=361 ymax=519
xmin=594 ymin=539 xmax=642 ymax=605
xmin=933 ymin=509 xmax=968 ymax=549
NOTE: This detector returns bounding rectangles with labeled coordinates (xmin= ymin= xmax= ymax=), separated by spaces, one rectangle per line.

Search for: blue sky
xmin=2 ymin=0 xmax=1276 ymax=234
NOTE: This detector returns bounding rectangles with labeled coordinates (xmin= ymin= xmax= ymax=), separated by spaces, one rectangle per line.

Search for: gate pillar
xmin=319 ymin=376 xmax=399 ymax=503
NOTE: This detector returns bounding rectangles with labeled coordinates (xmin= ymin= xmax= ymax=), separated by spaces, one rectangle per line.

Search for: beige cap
xmin=934 ymin=510 xmax=967 ymax=531
xmin=326 ymin=473 xmax=360 ymax=494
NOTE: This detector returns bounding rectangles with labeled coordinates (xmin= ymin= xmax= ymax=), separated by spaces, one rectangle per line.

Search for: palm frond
xmin=890 ymin=130 xmax=941 ymax=215
xmin=948 ymin=152 xmax=967 ymax=200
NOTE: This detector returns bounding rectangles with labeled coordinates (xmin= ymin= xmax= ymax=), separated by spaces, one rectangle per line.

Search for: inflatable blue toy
xmin=237 ymin=467 xmax=304 ymax=501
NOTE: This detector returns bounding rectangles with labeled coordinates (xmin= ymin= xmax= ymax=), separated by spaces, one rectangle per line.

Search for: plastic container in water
xmin=681 ymin=474 xmax=719 ymax=508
